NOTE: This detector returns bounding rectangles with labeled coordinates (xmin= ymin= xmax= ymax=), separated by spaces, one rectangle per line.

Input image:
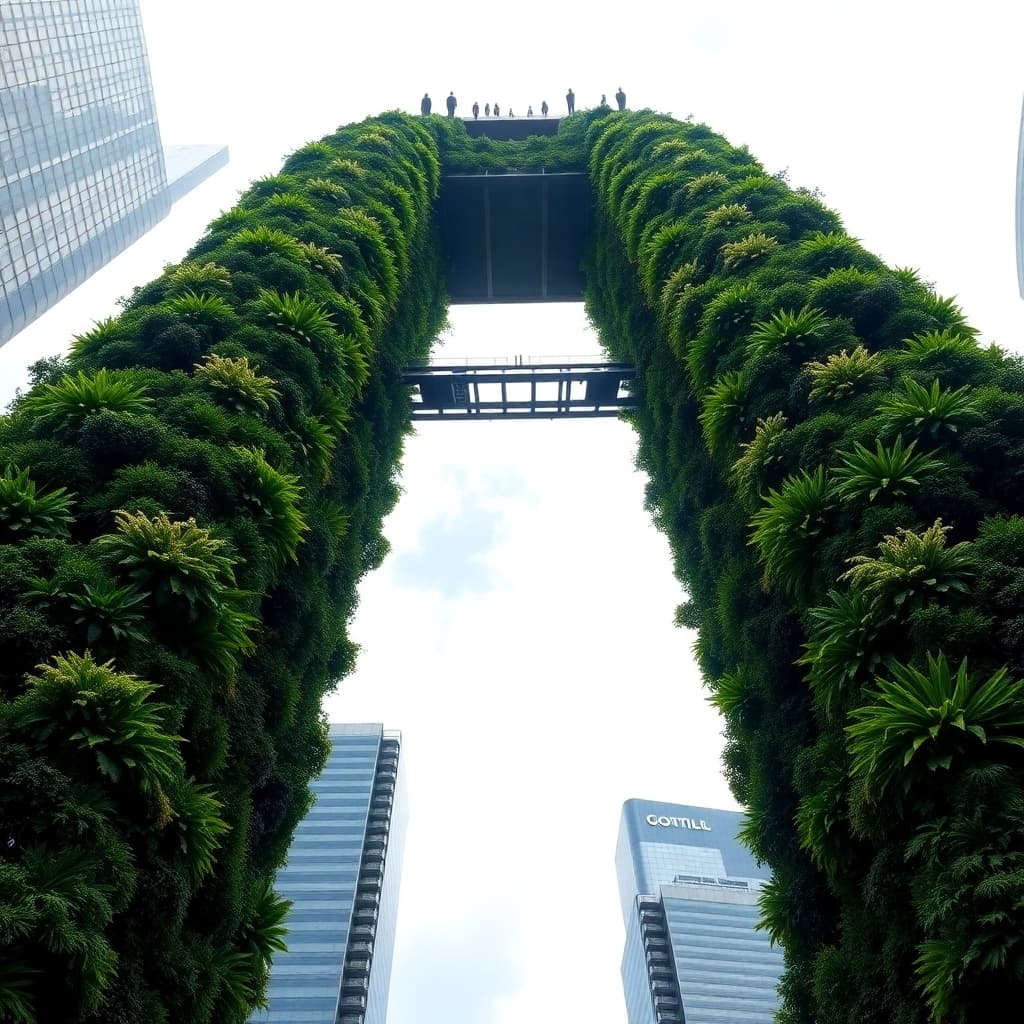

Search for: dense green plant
xmin=582 ymin=108 xmax=1024 ymax=1022
xmin=21 ymin=369 xmax=151 ymax=434
xmin=193 ymin=354 xmax=280 ymax=415
xmin=0 ymin=465 xmax=75 ymax=540
xmin=831 ymin=436 xmax=943 ymax=503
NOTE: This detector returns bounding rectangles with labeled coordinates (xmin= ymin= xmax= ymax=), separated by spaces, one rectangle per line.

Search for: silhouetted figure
xmin=509 ymin=108 xmax=514 ymax=117
xmin=527 ymin=105 xmax=534 ymax=116
xmin=485 ymin=102 xmax=491 ymax=116
xmin=446 ymin=92 xmax=457 ymax=118
xmin=494 ymin=103 xmax=500 ymax=116
xmin=472 ymin=101 xmax=480 ymax=119
xmin=615 ymin=87 xmax=626 ymax=110
xmin=541 ymin=100 xmax=549 ymax=116
xmin=566 ymin=88 xmax=575 ymax=114
xmin=600 ymin=93 xmax=607 ymax=106
xmin=421 ymin=93 xmax=431 ymax=115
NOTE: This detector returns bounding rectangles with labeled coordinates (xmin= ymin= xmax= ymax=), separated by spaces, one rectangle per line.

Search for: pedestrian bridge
xmin=404 ymin=357 xmax=637 ymax=421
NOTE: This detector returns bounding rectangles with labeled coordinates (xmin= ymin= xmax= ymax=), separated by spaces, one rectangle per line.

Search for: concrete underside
xmin=439 ymin=172 xmax=590 ymax=303
xmin=461 ymin=116 xmax=561 ymax=141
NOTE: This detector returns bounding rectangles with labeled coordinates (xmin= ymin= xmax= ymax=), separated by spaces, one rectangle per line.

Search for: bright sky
xmin=2 ymin=2 xmax=1023 ymax=1021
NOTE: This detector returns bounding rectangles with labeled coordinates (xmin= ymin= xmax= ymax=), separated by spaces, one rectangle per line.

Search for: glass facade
xmin=616 ymin=799 xmax=784 ymax=1024
xmin=250 ymin=724 xmax=406 ymax=1024
xmin=0 ymin=0 xmax=227 ymax=346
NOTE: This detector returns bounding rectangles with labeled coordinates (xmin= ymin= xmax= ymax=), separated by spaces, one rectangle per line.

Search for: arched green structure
xmin=1 ymin=108 xmax=1023 ymax=1023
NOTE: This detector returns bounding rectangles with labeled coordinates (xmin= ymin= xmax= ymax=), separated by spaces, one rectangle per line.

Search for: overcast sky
xmin=2 ymin=2 xmax=1024 ymax=1021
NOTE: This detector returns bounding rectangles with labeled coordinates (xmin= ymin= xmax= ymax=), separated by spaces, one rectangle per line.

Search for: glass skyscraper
xmin=251 ymin=724 xmax=406 ymax=1024
xmin=0 ymin=0 xmax=228 ymax=346
xmin=616 ymin=799 xmax=784 ymax=1024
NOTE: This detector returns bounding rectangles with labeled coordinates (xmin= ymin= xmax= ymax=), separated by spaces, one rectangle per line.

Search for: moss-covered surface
xmin=0 ymin=112 xmax=445 ymax=1022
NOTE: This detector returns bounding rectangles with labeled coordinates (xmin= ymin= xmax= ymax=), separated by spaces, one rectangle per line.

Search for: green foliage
xmin=194 ymin=354 xmax=280 ymax=415
xmin=67 ymin=580 xmax=148 ymax=646
xmin=748 ymin=306 xmax=829 ymax=361
xmin=848 ymin=654 xmax=1024 ymax=798
xmin=167 ymin=777 xmax=230 ymax=882
xmin=722 ymin=232 xmax=779 ymax=271
xmin=831 ymin=435 xmax=943 ymax=503
xmin=806 ymin=345 xmax=883 ymax=403
xmin=165 ymin=260 xmax=232 ymax=295
xmin=257 ymin=289 xmax=338 ymax=348
xmin=98 ymin=510 xmax=236 ymax=615
xmin=0 ymin=465 xmax=75 ymax=541
xmin=583 ymin=107 xmax=1021 ymax=1024
xmin=21 ymin=370 xmax=151 ymax=434
xmin=698 ymin=372 xmax=750 ymax=456
xmin=878 ymin=377 xmax=981 ymax=442
xmin=238 ymin=880 xmax=291 ymax=966
xmin=840 ymin=520 xmax=974 ymax=616
xmin=10 ymin=651 xmax=182 ymax=794
xmin=231 ymin=446 xmax=309 ymax=565
xmin=731 ymin=413 xmax=789 ymax=505
xmin=749 ymin=467 xmax=833 ymax=597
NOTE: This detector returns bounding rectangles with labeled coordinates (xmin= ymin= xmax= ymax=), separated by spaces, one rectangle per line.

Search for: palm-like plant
xmin=260 ymin=192 xmax=317 ymax=222
xmin=799 ymin=588 xmax=885 ymax=718
xmin=749 ymin=466 xmax=833 ymax=598
xmin=730 ymin=413 xmax=789 ymax=505
xmin=226 ymin=225 xmax=305 ymax=263
xmin=164 ymin=261 xmax=231 ymax=295
xmin=657 ymin=259 xmax=697 ymax=329
xmin=304 ymin=177 xmax=351 ymax=207
xmin=257 ymin=289 xmax=338 ymax=349
xmin=0 ymin=464 xmax=75 ymax=540
xmin=685 ymin=171 xmax=729 ymax=199
xmin=747 ymin=306 xmax=829 ymax=360
xmin=840 ymin=519 xmax=974 ymax=615
xmin=238 ymin=880 xmax=291 ymax=966
xmin=67 ymin=580 xmax=148 ymax=645
xmin=704 ymin=203 xmax=752 ymax=229
xmin=847 ymin=654 xmax=1024 ymax=798
xmin=917 ymin=292 xmax=977 ymax=337
xmin=12 ymin=652 xmax=183 ymax=794
xmin=721 ymin=232 xmax=778 ymax=271
xmin=231 ymin=447 xmax=309 ymax=564
xmin=698 ymin=371 xmax=750 ymax=456
xmin=639 ymin=221 xmax=689 ymax=303
xmin=0 ymin=847 xmax=117 ymax=1016
xmin=806 ymin=345 xmax=883 ymax=404
xmin=904 ymin=330 xmax=977 ymax=358
xmin=99 ymin=509 xmax=236 ymax=615
xmin=193 ymin=354 xmax=280 ymax=415
xmin=297 ymin=242 xmax=346 ymax=287
xmin=167 ymin=777 xmax=230 ymax=882
xmin=831 ymin=435 xmax=943 ymax=503
xmin=188 ymin=593 xmax=258 ymax=682
xmin=22 ymin=369 xmax=151 ymax=434
xmin=796 ymin=231 xmax=870 ymax=274
xmin=878 ymin=377 xmax=981 ymax=442
xmin=163 ymin=291 xmax=236 ymax=339
xmin=210 ymin=947 xmax=258 ymax=1017
xmin=69 ymin=317 xmax=122 ymax=359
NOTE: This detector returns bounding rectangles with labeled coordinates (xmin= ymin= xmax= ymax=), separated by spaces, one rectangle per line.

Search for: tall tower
xmin=615 ymin=799 xmax=784 ymax=1024
xmin=0 ymin=0 xmax=227 ymax=346
xmin=252 ymin=724 xmax=406 ymax=1024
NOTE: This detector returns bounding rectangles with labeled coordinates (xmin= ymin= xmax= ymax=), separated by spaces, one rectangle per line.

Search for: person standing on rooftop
xmin=420 ymin=93 xmax=431 ymax=115
xmin=494 ymin=102 xmax=500 ymax=116
xmin=566 ymin=88 xmax=575 ymax=114
xmin=472 ymin=101 xmax=480 ymax=119
xmin=615 ymin=86 xmax=626 ymax=110
xmin=446 ymin=92 xmax=457 ymax=118
xmin=485 ymin=102 xmax=491 ymax=116
xmin=541 ymin=100 xmax=548 ymax=116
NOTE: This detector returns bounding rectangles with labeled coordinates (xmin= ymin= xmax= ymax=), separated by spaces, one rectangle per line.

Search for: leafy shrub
xmin=22 ymin=370 xmax=151 ymax=434
xmin=878 ymin=377 xmax=981 ymax=442
xmin=194 ymin=354 xmax=280 ymax=415
xmin=806 ymin=346 xmax=883 ymax=403
xmin=0 ymin=465 xmax=75 ymax=541
xmin=231 ymin=446 xmax=309 ymax=565
xmin=722 ymin=232 xmax=778 ymax=271
xmin=747 ymin=306 xmax=829 ymax=361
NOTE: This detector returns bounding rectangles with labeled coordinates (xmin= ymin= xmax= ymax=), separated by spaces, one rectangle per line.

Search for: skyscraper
xmin=251 ymin=724 xmax=406 ymax=1024
xmin=616 ymin=799 xmax=784 ymax=1024
xmin=0 ymin=0 xmax=228 ymax=346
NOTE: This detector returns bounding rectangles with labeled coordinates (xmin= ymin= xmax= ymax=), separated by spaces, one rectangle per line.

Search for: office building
xmin=616 ymin=799 xmax=784 ymax=1024
xmin=251 ymin=724 xmax=406 ymax=1024
xmin=0 ymin=0 xmax=228 ymax=346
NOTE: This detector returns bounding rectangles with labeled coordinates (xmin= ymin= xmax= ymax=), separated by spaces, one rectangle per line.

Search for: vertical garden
xmin=1 ymin=104 xmax=1023 ymax=1024
xmin=584 ymin=110 xmax=1024 ymax=1022
xmin=0 ymin=113 xmax=447 ymax=1022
